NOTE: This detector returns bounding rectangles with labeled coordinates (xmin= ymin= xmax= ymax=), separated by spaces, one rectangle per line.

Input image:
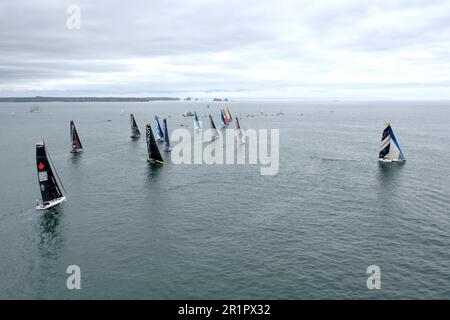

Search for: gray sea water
xmin=0 ymin=100 xmax=449 ymax=299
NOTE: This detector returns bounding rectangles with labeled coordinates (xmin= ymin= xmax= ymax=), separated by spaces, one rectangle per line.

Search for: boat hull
xmin=36 ymin=196 xmax=66 ymax=210
xmin=378 ymin=159 xmax=406 ymax=163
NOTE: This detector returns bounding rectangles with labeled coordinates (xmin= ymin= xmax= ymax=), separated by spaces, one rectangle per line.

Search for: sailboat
xmin=194 ymin=112 xmax=201 ymax=131
xmin=146 ymin=124 xmax=164 ymax=164
xmin=163 ymin=118 xmax=172 ymax=152
xmin=225 ymin=108 xmax=232 ymax=124
xmin=154 ymin=115 xmax=164 ymax=142
xmin=69 ymin=120 xmax=83 ymax=153
xmin=130 ymin=114 xmax=141 ymax=139
xmin=220 ymin=109 xmax=228 ymax=127
xmin=209 ymin=114 xmax=219 ymax=140
xmin=36 ymin=142 xmax=66 ymax=210
xmin=379 ymin=122 xmax=406 ymax=163
xmin=235 ymin=117 xmax=245 ymax=144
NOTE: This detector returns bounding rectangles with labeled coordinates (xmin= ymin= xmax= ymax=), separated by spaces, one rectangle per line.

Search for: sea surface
xmin=0 ymin=100 xmax=449 ymax=299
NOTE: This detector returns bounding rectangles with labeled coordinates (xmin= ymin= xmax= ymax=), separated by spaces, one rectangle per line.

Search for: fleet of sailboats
xmin=32 ymin=106 xmax=408 ymax=211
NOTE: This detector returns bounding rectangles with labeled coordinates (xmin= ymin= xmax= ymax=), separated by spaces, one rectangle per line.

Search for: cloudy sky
xmin=1 ymin=0 xmax=450 ymax=98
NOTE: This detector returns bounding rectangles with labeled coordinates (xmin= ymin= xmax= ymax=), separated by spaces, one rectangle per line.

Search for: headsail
xmin=146 ymin=124 xmax=164 ymax=164
xmin=130 ymin=114 xmax=141 ymax=139
xmin=36 ymin=142 xmax=66 ymax=209
xmin=70 ymin=120 xmax=83 ymax=153
xmin=163 ymin=118 xmax=171 ymax=152
xmin=154 ymin=115 xmax=164 ymax=141
xmin=235 ymin=117 xmax=245 ymax=144
xmin=379 ymin=122 xmax=405 ymax=162
xmin=194 ymin=112 xmax=201 ymax=131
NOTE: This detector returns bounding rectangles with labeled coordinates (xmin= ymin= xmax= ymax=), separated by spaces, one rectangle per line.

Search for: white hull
xmin=36 ymin=196 xmax=66 ymax=210
xmin=378 ymin=158 xmax=406 ymax=163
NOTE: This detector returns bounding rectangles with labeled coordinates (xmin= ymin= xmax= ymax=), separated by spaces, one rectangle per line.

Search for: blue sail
xmin=163 ymin=118 xmax=171 ymax=152
xmin=154 ymin=115 xmax=164 ymax=141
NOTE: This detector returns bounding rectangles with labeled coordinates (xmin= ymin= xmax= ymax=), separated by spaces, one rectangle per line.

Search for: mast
xmin=154 ymin=115 xmax=164 ymax=141
xmin=36 ymin=141 xmax=65 ymax=205
xmin=146 ymin=124 xmax=164 ymax=164
xmin=163 ymin=118 xmax=171 ymax=152
xmin=130 ymin=114 xmax=141 ymax=139
xmin=379 ymin=122 xmax=405 ymax=162
xmin=70 ymin=120 xmax=83 ymax=153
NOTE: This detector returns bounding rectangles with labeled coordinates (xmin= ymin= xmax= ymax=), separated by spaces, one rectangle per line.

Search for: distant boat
xmin=69 ymin=120 xmax=83 ymax=153
xmin=130 ymin=114 xmax=141 ymax=139
xmin=29 ymin=105 xmax=41 ymax=113
xmin=209 ymin=114 xmax=219 ymax=140
xmin=194 ymin=112 xmax=201 ymax=131
xmin=235 ymin=117 xmax=245 ymax=144
xmin=154 ymin=115 xmax=164 ymax=142
xmin=379 ymin=122 xmax=406 ymax=163
xmin=183 ymin=111 xmax=194 ymax=117
xmin=146 ymin=124 xmax=164 ymax=165
xmin=220 ymin=109 xmax=228 ymax=127
xmin=163 ymin=118 xmax=171 ymax=152
xmin=225 ymin=108 xmax=232 ymax=123
xmin=35 ymin=141 xmax=66 ymax=210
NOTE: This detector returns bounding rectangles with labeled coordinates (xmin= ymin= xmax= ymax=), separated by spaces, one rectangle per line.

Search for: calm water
xmin=0 ymin=100 xmax=449 ymax=299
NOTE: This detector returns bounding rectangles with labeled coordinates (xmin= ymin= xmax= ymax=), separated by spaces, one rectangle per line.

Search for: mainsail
xmin=36 ymin=142 xmax=66 ymax=209
xmin=130 ymin=114 xmax=141 ymax=139
xmin=146 ymin=124 xmax=164 ymax=164
xmin=235 ymin=116 xmax=245 ymax=144
xmin=194 ymin=112 xmax=201 ymax=131
xmin=379 ymin=122 xmax=406 ymax=162
xmin=163 ymin=118 xmax=171 ymax=152
xmin=225 ymin=108 xmax=232 ymax=124
xmin=154 ymin=115 xmax=164 ymax=141
xmin=220 ymin=109 xmax=228 ymax=127
xmin=70 ymin=120 xmax=83 ymax=153
xmin=209 ymin=114 xmax=219 ymax=139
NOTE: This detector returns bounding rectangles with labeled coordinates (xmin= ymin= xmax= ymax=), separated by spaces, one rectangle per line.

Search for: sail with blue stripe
xmin=379 ymin=122 xmax=405 ymax=162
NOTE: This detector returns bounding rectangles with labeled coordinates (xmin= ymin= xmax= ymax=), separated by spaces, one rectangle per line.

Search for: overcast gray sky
xmin=1 ymin=0 xmax=450 ymax=98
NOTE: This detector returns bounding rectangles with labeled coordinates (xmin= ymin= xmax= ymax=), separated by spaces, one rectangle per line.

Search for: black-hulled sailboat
xmin=163 ymin=118 xmax=172 ymax=152
xmin=36 ymin=142 xmax=66 ymax=210
xmin=235 ymin=116 xmax=245 ymax=144
xmin=379 ymin=122 xmax=406 ymax=163
xmin=70 ymin=120 xmax=83 ymax=153
xmin=146 ymin=124 xmax=165 ymax=164
xmin=209 ymin=114 xmax=219 ymax=140
xmin=130 ymin=114 xmax=141 ymax=139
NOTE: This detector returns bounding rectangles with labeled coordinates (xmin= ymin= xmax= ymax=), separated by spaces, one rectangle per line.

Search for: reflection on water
xmin=37 ymin=209 xmax=65 ymax=260
xmin=376 ymin=162 xmax=405 ymax=206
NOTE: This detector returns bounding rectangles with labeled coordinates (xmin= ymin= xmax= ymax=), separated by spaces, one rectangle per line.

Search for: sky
xmin=1 ymin=0 xmax=450 ymax=99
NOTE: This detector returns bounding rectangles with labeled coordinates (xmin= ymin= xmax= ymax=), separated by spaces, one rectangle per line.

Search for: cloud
xmin=1 ymin=0 xmax=450 ymax=98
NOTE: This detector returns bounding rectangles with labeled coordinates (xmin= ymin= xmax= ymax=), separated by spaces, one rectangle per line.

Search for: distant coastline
xmin=0 ymin=96 xmax=180 ymax=103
